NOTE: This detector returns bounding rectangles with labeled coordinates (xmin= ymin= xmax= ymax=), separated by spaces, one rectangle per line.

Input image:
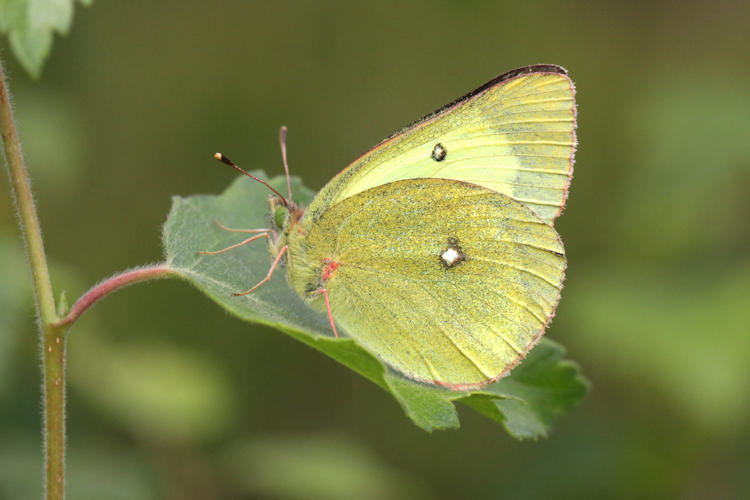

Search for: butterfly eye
xmin=273 ymin=205 xmax=289 ymax=230
xmin=431 ymin=143 xmax=447 ymax=162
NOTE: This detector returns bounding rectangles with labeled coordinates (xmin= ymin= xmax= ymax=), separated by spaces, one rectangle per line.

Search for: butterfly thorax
xmin=267 ymin=195 xmax=329 ymax=307
xmin=281 ymin=217 xmax=332 ymax=306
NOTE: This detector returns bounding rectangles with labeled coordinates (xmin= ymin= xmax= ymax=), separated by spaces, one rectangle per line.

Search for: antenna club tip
xmin=214 ymin=152 xmax=223 ymax=160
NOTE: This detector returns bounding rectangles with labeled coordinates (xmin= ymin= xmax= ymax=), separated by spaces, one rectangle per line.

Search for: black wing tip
xmin=497 ymin=64 xmax=569 ymax=81
xmin=455 ymin=64 xmax=570 ymax=107
xmin=408 ymin=64 xmax=570 ymax=131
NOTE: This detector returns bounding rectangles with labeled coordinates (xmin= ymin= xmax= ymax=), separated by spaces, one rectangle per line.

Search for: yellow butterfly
xmin=207 ymin=64 xmax=576 ymax=390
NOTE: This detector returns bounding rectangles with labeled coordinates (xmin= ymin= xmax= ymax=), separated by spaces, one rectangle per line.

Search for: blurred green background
xmin=1 ymin=1 xmax=749 ymax=498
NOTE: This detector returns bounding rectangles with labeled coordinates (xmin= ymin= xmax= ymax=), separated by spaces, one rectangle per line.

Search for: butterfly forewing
xmin=305 ymin=67 xmax=576 ymax=226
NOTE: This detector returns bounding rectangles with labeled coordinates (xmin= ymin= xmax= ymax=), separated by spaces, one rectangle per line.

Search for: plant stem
xmin=53 ymin=265 xmax=178 ymax=327
xmin=0 ymin=65 xmax=57 ymax=325
xmin=42 ymin=324 xmax=66 ymax=500
xmin=1 ymin=59 xmax=65 ymax=499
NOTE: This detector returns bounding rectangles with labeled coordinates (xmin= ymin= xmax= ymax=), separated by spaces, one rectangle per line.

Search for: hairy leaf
xmin=162 ymin=173 xmax=588 ymax=437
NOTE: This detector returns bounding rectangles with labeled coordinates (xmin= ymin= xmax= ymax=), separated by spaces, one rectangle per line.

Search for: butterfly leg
xmin=197 ymin=232 xmax=271 ymax=255
xmin=233 ymin=245 xmax=288 ymax=296
xmin=312 ymin=288 xmax=339 ymax=338
xmin=197 ymin=220 xmax=275 ymax=255
xmin=212 ymin=219 xmax=271 ymax=235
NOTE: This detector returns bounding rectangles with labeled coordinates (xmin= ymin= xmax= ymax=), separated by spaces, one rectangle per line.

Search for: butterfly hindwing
xmin=296 ymin=178 xmax=566 ymax=389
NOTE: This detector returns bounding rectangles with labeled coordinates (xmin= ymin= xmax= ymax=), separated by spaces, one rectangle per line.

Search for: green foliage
xmin=162 ymin=173 xmax=588 ymax=438
xmin=0 ymin=0 xmax=92 ymax=79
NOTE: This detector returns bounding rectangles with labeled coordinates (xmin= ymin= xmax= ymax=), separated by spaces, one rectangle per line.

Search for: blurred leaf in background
xmin=0 ymin=0 xmax=92 ymax=78
xmin=219 ymin=433 xmax=429 ymax=500
xmin=69 ymin=331 xmax=237 ymax=443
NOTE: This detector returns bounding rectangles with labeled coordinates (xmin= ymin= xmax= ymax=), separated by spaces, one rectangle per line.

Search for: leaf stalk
xmin=53 ymin=265 xmax=177 ymax=327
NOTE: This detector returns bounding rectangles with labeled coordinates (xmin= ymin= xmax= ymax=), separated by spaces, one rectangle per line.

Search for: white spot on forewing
xmin=441 ymin=247 xmax=460 ymax=266
xmin=431 ymin=143 xmax=447 ymax=162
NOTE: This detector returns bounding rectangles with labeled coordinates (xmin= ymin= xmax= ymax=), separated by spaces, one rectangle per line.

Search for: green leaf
xmin=162 ymin=173 xmax=588 ymax=437
xmin=463 ymin=340 xmax=590 ymax=439
xmin=0 ymin=0 xmax=92 ymax=79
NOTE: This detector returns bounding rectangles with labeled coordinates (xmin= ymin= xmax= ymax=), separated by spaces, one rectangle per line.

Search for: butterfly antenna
xmin=213 ymin=153 xmax=289 ymax=208
xmin=279 ymin=126 xmax=293 ymax=202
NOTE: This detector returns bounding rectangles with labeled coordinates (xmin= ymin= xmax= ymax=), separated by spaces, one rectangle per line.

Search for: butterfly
xmin=203 ymin=64 xmax=576 ymax=390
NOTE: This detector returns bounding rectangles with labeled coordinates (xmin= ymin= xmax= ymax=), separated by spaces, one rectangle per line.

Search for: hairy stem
xmin=54 ymin=265 xmax=178 ymax=327
xmin=0 ymin=60 xmax=65 ymax=498
xmin=0 ymin=63 xmax=57 ymax=321
xmin=42 ymin=324 xmax=66 ymax=500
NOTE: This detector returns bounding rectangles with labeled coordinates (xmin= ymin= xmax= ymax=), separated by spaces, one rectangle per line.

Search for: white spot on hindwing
xmin=440 ymin=237 xmax=465 ymax=269
xmin=441 ymin=247 xmax=460 ymax=266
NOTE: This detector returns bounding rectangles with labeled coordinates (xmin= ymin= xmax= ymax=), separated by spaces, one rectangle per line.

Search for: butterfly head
xmin=268 ymin=194 xmax=302 ymax=232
